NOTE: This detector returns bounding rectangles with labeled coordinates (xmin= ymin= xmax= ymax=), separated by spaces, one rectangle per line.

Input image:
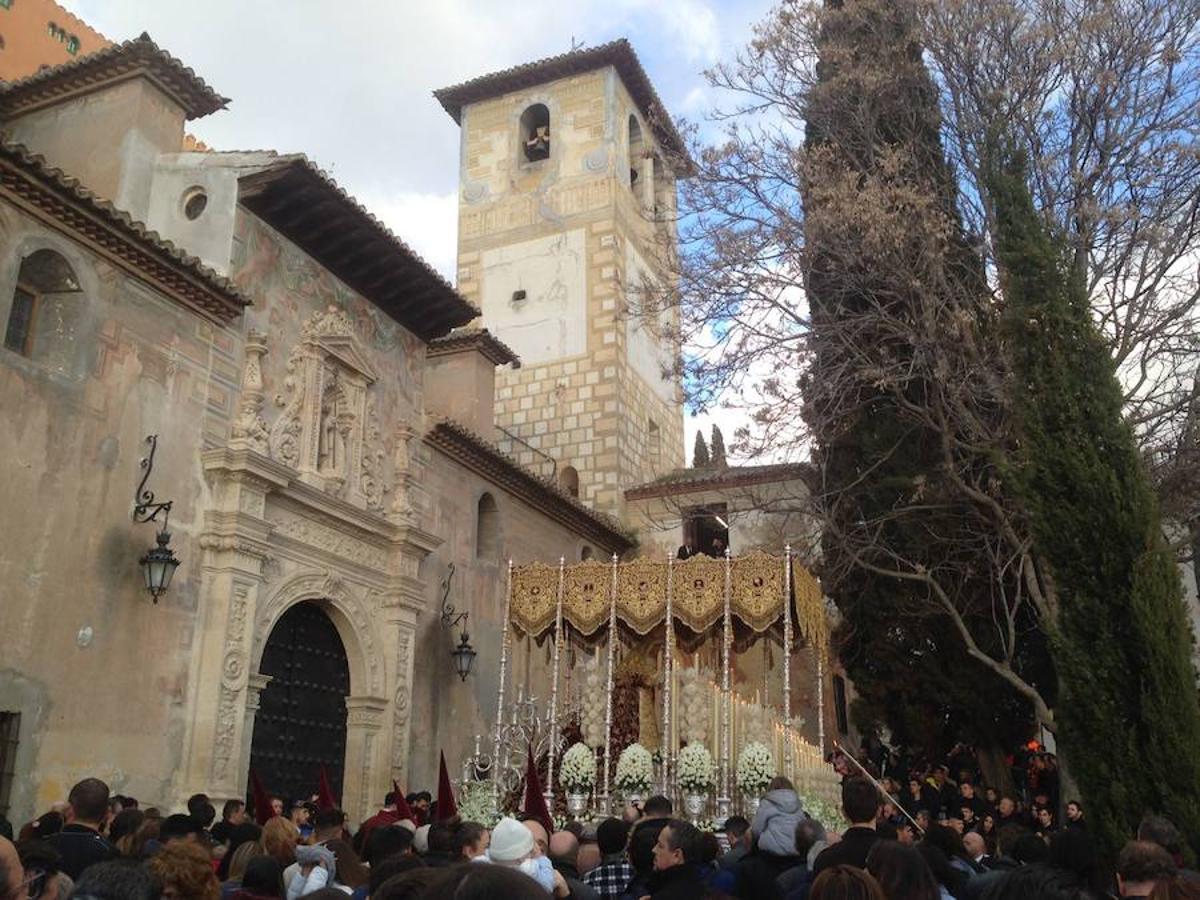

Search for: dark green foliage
xmin=805 ymin=0 xmax=1040 ymax=764
xmin=987 ymin=147 xmax=1200 ymax=860
xmin=693 ymin=431 xmax=711 ymax=467
xmin=710 ymin=425 xmax=727 ymax=466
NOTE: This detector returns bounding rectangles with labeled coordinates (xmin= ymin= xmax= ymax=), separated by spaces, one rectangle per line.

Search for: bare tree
xmin=920 ymin=0 xmax=1200 ymax=520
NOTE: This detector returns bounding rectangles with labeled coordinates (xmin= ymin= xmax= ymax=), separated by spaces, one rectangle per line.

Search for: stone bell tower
xmin=434 ymin=40 xmax=688 ymax=522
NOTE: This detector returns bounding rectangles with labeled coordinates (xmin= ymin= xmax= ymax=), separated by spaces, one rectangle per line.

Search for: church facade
xmin=0 ymin=36 xmax=653 ymax=824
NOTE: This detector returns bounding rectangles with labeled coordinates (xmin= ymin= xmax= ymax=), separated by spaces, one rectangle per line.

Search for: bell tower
xmin=434 ymin=40 xmax=688 ymax=522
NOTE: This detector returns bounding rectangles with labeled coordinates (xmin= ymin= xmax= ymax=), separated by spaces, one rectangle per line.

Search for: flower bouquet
xmin=560 ymin=742 xmax=597 ymax=793
xmin=677 ymin=743 xmax=715 ymax=793
xmin=615 ymin=743 xmax=653 ymax=798
xmin=456 ymin=779 xmax=499 ymax=827
xmin=736 ymin=741 xmax=774 ymax=795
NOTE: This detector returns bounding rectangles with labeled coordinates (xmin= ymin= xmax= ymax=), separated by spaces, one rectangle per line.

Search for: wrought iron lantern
xmin=132 ymin=434 xmax=181 ymax=603
xmin=440 ymin=563 xmax=477 ymax=681
xmin=451 ymin=630 xmax=478 ymax=681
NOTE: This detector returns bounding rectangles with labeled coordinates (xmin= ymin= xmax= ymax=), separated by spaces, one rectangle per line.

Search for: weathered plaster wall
xmin=410 ymin=449 xmax=598 ymax=790
xmin=7 ymin=78 xmax=186 ymax=217
xmin=0 ymin=202 xmax=237 ymax=822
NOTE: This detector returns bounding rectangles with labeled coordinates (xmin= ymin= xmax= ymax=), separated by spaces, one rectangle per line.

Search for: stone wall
xmin=455 ymin=66 xmax=685 ymax=522
xmin=0 ymin=201 xmax=236 ymax=821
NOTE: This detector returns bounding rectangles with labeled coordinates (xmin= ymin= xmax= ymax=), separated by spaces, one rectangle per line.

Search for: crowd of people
xmin=1 ymin=758 xmax=1196 ymax=900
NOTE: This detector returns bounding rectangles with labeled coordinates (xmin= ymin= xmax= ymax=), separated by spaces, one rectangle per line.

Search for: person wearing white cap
xmin=485 ymin=817 xmax=568 ymax=897
xmin=412 ymin=824 xmax=431 ymax=855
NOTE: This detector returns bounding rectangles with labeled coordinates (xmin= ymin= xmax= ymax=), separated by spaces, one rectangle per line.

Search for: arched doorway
xmin=249 ymin=601 xmax=350 ymax=806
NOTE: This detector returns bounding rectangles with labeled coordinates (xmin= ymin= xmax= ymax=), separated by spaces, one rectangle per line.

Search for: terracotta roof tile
xmin=433 ymin=38 xmax=693 ymax=171
xmin=427 ymin=326 xmax=521 ymax=368
xmin=0 ymin=32 xmax=228 ymax=121
xmin=0 ymin=138 xmax=250 ymax=323
xmin=624 ymin=462 xmax=814 ymax=500
xmin=238 ymin=156 xmax=478 ymax=341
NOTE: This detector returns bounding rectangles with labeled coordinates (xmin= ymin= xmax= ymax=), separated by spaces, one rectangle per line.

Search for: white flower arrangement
xmin=456 ymin=779 xmax=499 ymax=827
xmin=802 ymin=794 xmax=848 ymax=832
xmin=615 ymin=743 xmax=653 ymax=795
xmin=736 ymin=741 xmax=774 ymax=795
xmin=560 ymin=742 xmax=597 ymax=793
xmin=677 ymin=743 xmax=715 ymax=793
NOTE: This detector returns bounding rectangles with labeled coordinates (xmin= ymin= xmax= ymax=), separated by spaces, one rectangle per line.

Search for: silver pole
xmin=493 ymin=560 xmax=514 ymax=807
xmin=783 ymin=545 xmax=793 ymax=778
xmin=545 ymin=557 xmax=566 ymax=805
xmin=602 ymin=553 xmax=619 ymax=811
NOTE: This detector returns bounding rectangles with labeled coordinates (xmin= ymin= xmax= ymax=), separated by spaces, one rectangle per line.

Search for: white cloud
xmin=362 ymin=190 xmax=459 ymax=281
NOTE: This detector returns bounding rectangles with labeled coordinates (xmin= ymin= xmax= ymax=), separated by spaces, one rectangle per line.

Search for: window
xmin=628 ymin=115 xmax=644 ymax=190
xmin=682 ymin=503 xmax=729 ymax=557
xmin=476 ymin=492 xmax=499 ymax=560
xmin=647 ymin=420 xmax=661 ymax=473
xmin=0 ymin=1 xmax=12 ymax=10
xmin=580 ymin=545 xmax=594 ymax=561
xmin=5 ymin=248 xmax=82 ymax=361
xmin=66 ymin=34 xmax=79 ymax=55
xmin=520 ymin=104 xmax=550 ymax=162
xmin=182 ymin=186 xmax=208 ymax=220
xmin=559 ymin=465 xmax=580 ymax=499
xmin=0 ymin=712 xmax=18 ymax=818
xmin=833 ymin=675 xmax=849 ymax=736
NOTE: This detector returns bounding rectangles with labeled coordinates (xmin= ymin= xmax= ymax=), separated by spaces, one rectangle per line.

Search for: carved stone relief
xmin=268 ymin=306 xmax=386 ymax=509
xmin=231 ymin=331 xmax=270 ymax=451
xmin=391 ymin=630 xmax=412 ymax=780
xmin=212 ymin=583 xmax=252 ymax=781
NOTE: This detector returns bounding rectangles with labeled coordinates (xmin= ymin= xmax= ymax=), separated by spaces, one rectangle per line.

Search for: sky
xmin=60 ymin=0 xmax=773 ymax=462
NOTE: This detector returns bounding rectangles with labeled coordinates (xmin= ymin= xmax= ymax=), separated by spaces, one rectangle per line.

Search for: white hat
xmin=489 ymin=817 xmax=535 ymax=862
xmin=413 ymin=823 xmax=431 ymax=854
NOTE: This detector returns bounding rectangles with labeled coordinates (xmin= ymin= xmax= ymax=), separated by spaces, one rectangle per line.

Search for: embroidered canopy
xmin=509 ymin=551 xmax=827 ymax=654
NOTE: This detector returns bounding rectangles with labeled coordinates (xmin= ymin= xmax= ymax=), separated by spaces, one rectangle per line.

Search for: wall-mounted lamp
xmin=132 ymin=434 xmax=180 ymax=603
xmin=440 ymin=563 xmax=476 ymax=681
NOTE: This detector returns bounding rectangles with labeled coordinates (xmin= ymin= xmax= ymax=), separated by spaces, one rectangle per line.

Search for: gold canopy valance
xmin=509 ymin=551 xmax=827 ymax=655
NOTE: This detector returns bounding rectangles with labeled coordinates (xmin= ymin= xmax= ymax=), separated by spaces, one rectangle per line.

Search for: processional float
xmin=464 ymin=548 xmax=838 ymax=824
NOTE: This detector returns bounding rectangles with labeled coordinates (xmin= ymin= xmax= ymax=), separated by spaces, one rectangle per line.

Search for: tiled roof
xmin=425 ymin=418 xmax=634 ymax=553
xmin=625 ymin=462 xmax=814 ymax=500
xmin=433 ymin=38 xmax=693 ymax=171
xmin=0 ymin=33 xmax=228 ymax=121
xmin=0 ymin=139 xmax=249 ymax=323
xmin=427 ymin=327 xmax=521 ymax=369
xmin=237 ymin=157 xmax=479 ymax=341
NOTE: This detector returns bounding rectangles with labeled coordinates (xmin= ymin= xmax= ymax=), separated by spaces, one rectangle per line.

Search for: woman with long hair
xmin=867 ymin=840 xmax=942 ymax=900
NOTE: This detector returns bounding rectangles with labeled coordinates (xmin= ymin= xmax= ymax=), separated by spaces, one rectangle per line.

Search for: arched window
xmin=580 ymin=545 xmax=594 ymax=561
xmin=559 ymin=465 xmax=579 ymax=499
xmin=520 ymin=104 xmax=550 ymax=162
xmin=628 ymin=115 xmax=644 ymax=189
xmin=5 ymin=248 xmax=83 ymax=368
xmin=476 ymin=492 xmax=500 ymax=560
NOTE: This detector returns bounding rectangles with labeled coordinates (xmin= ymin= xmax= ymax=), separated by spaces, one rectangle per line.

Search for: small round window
xmin=182 ymin=187 xmax=208 ymax=221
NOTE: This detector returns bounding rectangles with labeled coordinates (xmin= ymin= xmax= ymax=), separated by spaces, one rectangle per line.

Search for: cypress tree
xmin=802 ymin=0 xmax=1036 ymax=760
xmin=693 ymin=431 xmax=710 ymax=467
xmin=987 ymin=145 xmax=1200 ymax=858
xmin=710 ymin=425 xmax=727 ymax=466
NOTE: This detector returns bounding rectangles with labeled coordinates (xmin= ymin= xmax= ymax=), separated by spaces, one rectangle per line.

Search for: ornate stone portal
xmin=178 ymin=307 xmax=440 ymax=821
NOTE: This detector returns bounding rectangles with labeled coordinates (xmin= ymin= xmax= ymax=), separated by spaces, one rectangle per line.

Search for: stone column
xmin=175 ymin=448 xmax=289 ymax=807
xmin=344 ymin=695 xmax=388 ymax=823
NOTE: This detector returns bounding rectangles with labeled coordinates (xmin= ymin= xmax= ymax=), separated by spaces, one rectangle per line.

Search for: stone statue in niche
xmin=268 ymin=306 xmax=384 ymax=507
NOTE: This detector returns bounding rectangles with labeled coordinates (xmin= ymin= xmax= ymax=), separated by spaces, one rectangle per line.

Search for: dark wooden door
xmin=249 ymin=601 xmax=350 ymax=807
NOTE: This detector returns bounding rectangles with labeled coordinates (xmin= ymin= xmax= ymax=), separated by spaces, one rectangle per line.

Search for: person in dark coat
xmin=46 ymin=778 xmax=117 ymax=880
xmin=644 ymin=820 xmax=707 ymax=900
xmin=813 ymin=778 xmax=882 ymax=876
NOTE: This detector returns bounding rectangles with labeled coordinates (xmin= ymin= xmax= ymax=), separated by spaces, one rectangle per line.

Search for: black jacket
xmin=646 ymin=863 xmax=707 ymax=900
xmin=47 ymin=824 xmax=117 ymax=880
xmin=811 ymin=827 xmax=880 ymax=876
xmin=736 ymin=850 xmax=804 ymax=900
